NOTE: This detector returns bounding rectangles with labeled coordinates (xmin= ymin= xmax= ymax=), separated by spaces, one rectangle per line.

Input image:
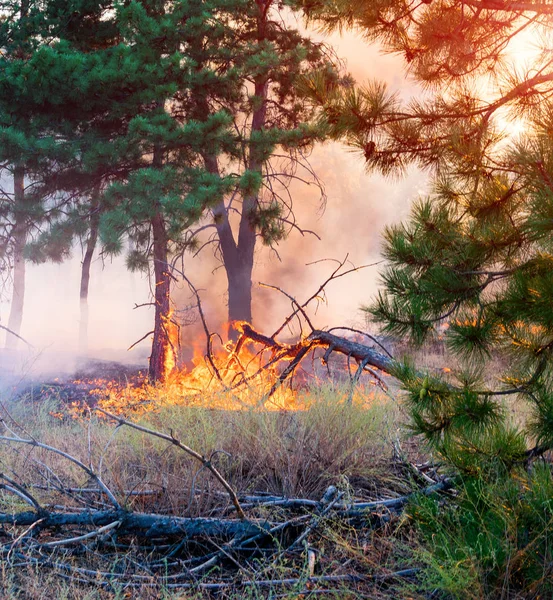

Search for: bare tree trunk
xmin=197 ymin=3 xmax=271 ymax=340
xmin=5 ymin=2 xmax=30 ymax=349
xmin=149 ymin=212 xmax=174 ymax=382
xmin=148 ymin=147 xmax=175 ymax=382
xmin=225 ymin=71 xmax=268 ymax=335
xmin=6 ymin=166 xmax=26 ymax=350
xmin=79 ymin=190 xmax=100 ymax=355
xmin=206 ymin=65 xmax=268 ymax=338
xmin=207 ymin=160 xmax=256 ymax=338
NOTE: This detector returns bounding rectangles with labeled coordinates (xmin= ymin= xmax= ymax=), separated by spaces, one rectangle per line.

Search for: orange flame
xmin=86 ymin=322 xmax=303 ymax=416
xmin=162 ymin=309 xmax=180 ymax=380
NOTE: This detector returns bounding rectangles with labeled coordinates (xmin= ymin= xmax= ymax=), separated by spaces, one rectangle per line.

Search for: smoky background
xmin=0 ymin=29 xmax=426 ymax=376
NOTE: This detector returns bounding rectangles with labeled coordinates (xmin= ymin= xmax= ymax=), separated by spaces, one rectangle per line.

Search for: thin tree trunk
xmin=149 ymin=213 xmax=173 ymax=382
xmin=148 ymin=147 xmax=175 ymax=382
xmin=6 ymin=2 xmax=30 ymax=349
xmin=79 ymin=190 xmax=100 ymax=355
xmin=6 ymin=166 xmax=26 ymax=350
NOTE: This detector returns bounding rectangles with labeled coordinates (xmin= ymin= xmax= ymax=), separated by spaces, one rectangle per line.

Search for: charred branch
xmin=0 ymin=510 xmax=266 ymax=539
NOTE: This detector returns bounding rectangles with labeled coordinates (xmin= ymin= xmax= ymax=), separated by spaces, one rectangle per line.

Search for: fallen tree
xmin=237 ymin=321 xmax=395 ymax=397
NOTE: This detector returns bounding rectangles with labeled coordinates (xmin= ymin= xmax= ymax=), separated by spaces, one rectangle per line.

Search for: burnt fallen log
xmin=239 ymin=324 xmax=395 ymax=374
xmin=236 ymin=323 xmax=396 ymax=396
xmin=0 ymin=478 xmax=453 ymax=548
xmin=0 ymin=510 xmax=270 ymax=539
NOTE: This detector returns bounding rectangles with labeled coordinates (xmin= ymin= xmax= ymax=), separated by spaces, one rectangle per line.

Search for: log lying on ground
xmin=237 ymin=323 xmax=396 ymax=396
xmin=0 ymin=479 xmax=452 ymax=539
xmin=0 ymin=510 xmax=269 ymax=539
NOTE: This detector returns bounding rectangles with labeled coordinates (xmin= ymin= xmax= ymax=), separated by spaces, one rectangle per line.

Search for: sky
xmin=0 ymin=25 xmax=428 ymax=371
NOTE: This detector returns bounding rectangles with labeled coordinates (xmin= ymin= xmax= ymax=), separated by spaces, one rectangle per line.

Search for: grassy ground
xmin=0 ymin=381 xmax=434 ymax=599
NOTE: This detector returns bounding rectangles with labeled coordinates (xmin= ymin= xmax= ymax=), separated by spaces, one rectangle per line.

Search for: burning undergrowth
xmin=0 ymin=263 xmax=454 ymax=598
xmin=9 ymin=259 xmax=394 ymax=418
xmin=21 ymin=330 xmax=386 ymax=422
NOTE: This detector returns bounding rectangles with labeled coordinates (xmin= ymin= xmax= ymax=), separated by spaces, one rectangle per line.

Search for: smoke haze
xmin=0 ymin=28 xmax=427 ymax=374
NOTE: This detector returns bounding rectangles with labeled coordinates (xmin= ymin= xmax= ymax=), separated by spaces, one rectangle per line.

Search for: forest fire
xmin=77 ymin=309 xmax=393 ymax=417
xmin=79 ymin=259 xmax=396 ymax=416
xmin=87 ymin=322 xmax=306 ymax=415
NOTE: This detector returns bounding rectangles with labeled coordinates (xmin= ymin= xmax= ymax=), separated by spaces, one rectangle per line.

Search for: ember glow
xmin=87 ymin=323 xmax=305 ymax=415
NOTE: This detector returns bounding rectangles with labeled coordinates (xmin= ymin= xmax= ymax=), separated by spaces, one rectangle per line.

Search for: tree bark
xmin=204 ymin=5 xmax=270 ymax=338
xmin=224 ymin=89 xmax=268 ymax=334
xmin=5 ymin=2 xmax=30 ymax=350
xmin=0 ymin=509 xmax=267 ymax=539
xmin=6 ymin=166 xmax=26 ymax=350
xmin=148 ymin=148 xmax=175 ymax=382
xmin=78 ymin=189 xmax=100 ymax=355
xmin=149 ymin=213 xmax=174 ymax=382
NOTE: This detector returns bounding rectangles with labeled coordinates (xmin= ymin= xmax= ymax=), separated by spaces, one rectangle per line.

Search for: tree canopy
xmin=297 ymin=0 xmax=553 ymax=462
xmin=294 ymin=2 xmax=553 ymax=593
xmin=0 ymin=0 xmax=340 ymax=376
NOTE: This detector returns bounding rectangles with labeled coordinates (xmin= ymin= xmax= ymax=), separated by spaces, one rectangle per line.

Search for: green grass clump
xmin=408 ymin=462 xmax=553 ymax=599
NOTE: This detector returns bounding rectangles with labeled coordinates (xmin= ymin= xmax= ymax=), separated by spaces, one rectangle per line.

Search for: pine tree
xmin=0 ymin=1 xmax=241 ymax=379
xmin=0 ymin=1 xmax=340 ymax=373
xmin=297 ymin=0 xmax=553 ymax=465
xmin=298 ymin=1 xmax=553 ymax=594
xmin=184 ymin=0 xmax=341 ymax=333
xmin=0 ymin=0 xmax=119 ymax=348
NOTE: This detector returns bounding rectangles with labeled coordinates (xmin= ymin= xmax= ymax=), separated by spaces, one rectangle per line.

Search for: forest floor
xmin=0 ymin=358 xmax=444 ymax=600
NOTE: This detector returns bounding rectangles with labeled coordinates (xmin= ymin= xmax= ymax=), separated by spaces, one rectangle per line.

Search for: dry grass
xmin=0 ymin=381 xmax=422 ymax=599
xmin=6 ymin=383 xmax=404 ymax=501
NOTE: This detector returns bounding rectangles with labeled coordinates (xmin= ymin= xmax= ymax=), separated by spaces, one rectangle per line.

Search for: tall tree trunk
xmin=199 ymin=2 xmax=271 ymax=339
xmin=6 ymin=1 xmax=30 ymax=349
xmin=227 ymin=71 xmax=269 ymax=335
xmin=205 ymin=79 xmax=268 ymax=338
xmin=6 ymin=166 xmax=26 ymax=350
xmin=148 ymin=147 xmax=176 ymax=382
xmin=149 ymin=212 xmax=174 ymax=381
xmin=79 ymin=190 xmax=100 ymax=355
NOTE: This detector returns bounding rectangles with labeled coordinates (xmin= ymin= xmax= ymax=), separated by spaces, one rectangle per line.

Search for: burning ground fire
xmin=67 ymin=318 xmax=389 ymax=418
xmin=78 ymin=322 xmax=313 ymax=416
xmin=63 ymin=263 xmax=396 ymax=416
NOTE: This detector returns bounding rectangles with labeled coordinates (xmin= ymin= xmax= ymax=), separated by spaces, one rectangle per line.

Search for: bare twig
xmin=0 ymin=324 xmax=32 ymax=347
xmin=0 ymin=435 xmax=120 ymax=510
xmin=127 ymin=330 xmax=154 ymax=352
xmin=41 ymin=520 xmax=121 ymax=548
xmin=96 ymin=409 xmax=246 ymax=519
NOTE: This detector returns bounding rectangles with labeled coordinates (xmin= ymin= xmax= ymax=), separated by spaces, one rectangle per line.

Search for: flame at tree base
xmin=73 ymin=320 xmax=388 ymax=418
xmin=90 ymin=322 xmax=304 ymax=415
xmin=161 ymin=309 xmax=180 ymax=381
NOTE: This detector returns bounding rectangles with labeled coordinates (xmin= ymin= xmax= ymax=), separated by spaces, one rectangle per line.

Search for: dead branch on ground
xmin=224 ymin=256 xmax=397 ymax=399
xmin=0 ymin=402 xmax=453 ymax=592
